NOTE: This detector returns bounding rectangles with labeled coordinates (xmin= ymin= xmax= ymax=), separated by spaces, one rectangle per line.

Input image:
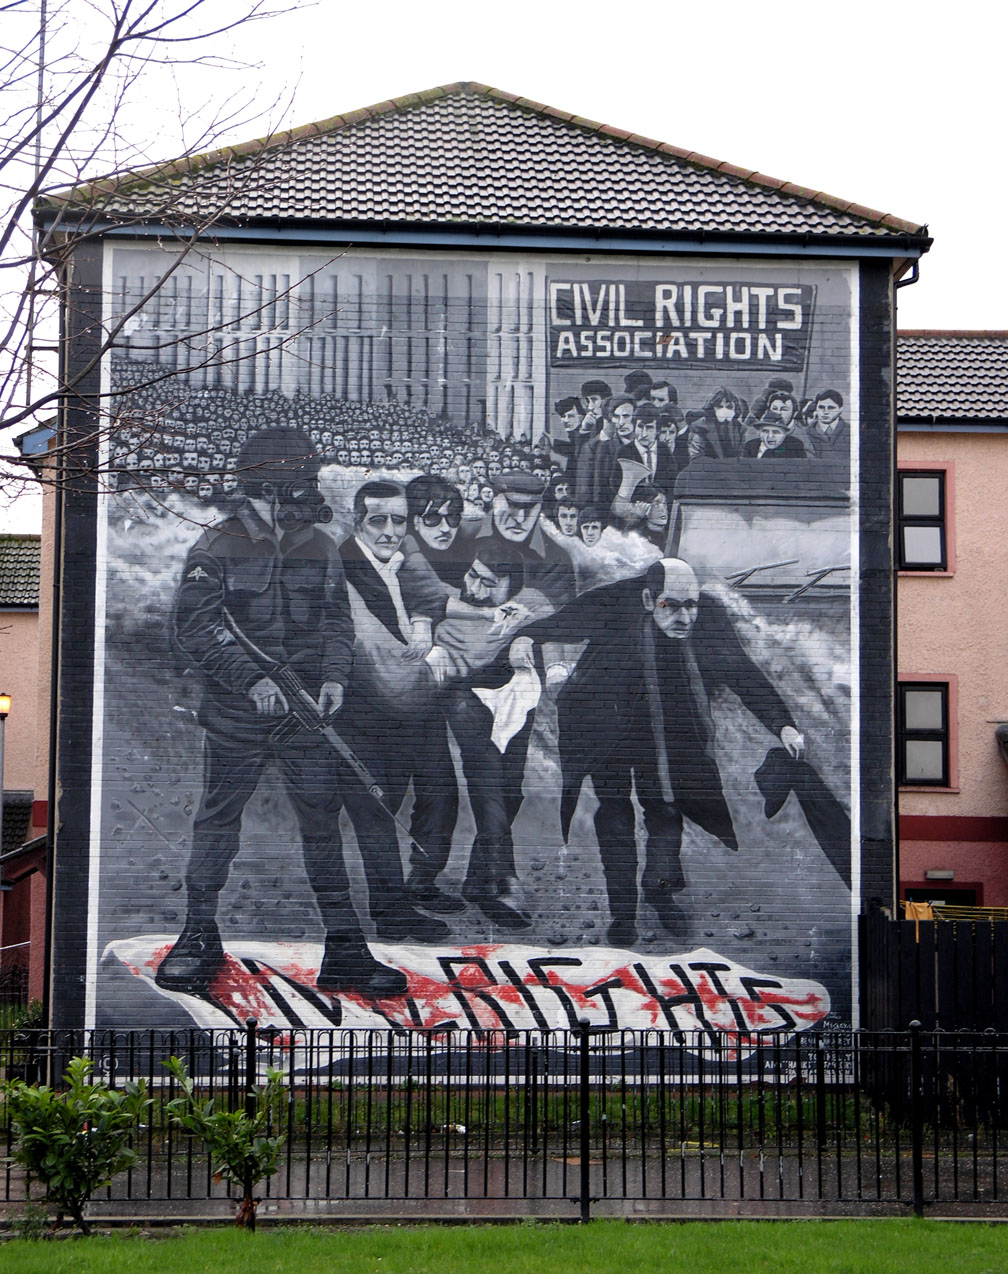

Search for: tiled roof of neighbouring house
xmin=0 ymin=536 xmax=40 ymax=608
xmin=1 ymin=792 xmax=33 ymax=857
xmin=897 ymin=332 xmax=1008 ymax=422
xmin=46 ymin=83 xmax=928 ymax=243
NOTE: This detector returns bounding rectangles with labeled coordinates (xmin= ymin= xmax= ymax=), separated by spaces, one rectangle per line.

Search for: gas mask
xmin=264 ymin=476 xmax=333 ymax=531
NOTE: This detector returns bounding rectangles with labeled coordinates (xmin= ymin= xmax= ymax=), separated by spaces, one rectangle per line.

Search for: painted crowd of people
xmin=108 ymin=363 xmax=848 ymax=545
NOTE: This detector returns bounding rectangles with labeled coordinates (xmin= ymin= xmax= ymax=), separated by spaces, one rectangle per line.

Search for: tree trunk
xmin=236 ymin=1190 xmax=256 ymax=1231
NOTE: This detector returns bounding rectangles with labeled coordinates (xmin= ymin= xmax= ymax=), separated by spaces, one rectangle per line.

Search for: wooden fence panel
xmin=936 ymin=921 xmax=958 ymax=1029
xmin=859 ymin=911 xmax=1008 ymax=1031
xmin=916 ymin=922 xmax=937 ymax=1030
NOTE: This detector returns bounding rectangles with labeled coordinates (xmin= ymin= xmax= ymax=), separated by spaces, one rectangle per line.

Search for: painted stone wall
xmin=62 ymin=244 xmax=870 ymax=1040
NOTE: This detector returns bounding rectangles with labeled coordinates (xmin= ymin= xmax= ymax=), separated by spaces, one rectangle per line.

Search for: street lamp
xmin=0 ymin=693 xmax=9 ymax=861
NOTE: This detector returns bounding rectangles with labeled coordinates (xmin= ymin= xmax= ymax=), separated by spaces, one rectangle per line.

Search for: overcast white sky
xmin=216 ymin=0 xmax=1001 ymax=331
xmin=2 ymin=0 xmax=1005 ymax=532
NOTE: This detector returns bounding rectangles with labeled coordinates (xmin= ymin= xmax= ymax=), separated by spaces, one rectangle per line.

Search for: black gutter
xmin=896 ymin=416 xmax=1008 ymax=431
xmin=33 ymin=210 xmax=934 ymax=256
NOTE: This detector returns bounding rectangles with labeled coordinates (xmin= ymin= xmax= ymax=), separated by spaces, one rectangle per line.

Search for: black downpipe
xmin=891 ymin=264 xmax=911 ymax=910
xmin=895 ymin=261 xmax=920 ymax=290
xmin=41 ymin=263 xmax=66 ymax=1033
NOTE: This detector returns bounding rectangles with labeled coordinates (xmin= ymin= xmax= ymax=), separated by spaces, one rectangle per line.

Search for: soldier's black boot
xmin=155 ymin=915 xmax=225 ymax=992
xmin=316 ymin=937 xmax=407 ymax=999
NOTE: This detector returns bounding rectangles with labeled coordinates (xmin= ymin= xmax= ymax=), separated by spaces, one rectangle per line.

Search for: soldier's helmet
xmin=236 ymin=427 xmax=320 ymax=498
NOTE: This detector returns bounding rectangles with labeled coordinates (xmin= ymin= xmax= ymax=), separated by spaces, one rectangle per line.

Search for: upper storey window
xmin=897 ymin=470 xmax=947 ymax=571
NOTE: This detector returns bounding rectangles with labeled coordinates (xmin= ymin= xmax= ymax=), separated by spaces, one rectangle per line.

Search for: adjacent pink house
xmin=896 ymin=331 xmax=1008 ymax=906
xmin=0 ymin=532 xmax=48 ymax=1003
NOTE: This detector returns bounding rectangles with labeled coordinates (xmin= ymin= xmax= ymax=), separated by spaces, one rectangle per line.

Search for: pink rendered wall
xmin=901 ymin=840 xmax=1008 ymax=906
xmin=897 ymin=431 xmax=1008 ymax=820
xmin=28 ymin=869 xmax=47 ymax=1003
xmin=32 ymin=481 xmax=54 ymax=831
xmin=0 ymin=608 xmax=39 ymax=793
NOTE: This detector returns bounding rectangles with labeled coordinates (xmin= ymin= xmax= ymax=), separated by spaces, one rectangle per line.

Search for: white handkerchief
xmin=472 ymin=667 xmax=542 ymax=753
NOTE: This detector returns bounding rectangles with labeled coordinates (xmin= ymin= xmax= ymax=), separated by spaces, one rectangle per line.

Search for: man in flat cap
xmin=623 ymin=370 xmax=653 ymax=402
xmin=474 ymin=470 xmax=576 ymax=612
xmin=579 ymin=379 xmax=611 ymax=424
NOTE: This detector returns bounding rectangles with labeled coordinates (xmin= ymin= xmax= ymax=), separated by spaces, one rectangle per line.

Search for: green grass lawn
xmin=1 ymin=1220 xmax=1007 ymax=1274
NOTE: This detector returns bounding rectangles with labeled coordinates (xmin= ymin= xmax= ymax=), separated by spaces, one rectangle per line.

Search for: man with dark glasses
xmin=339 ymin=481 xmax=463 ymax=933
xmin=403 ymin=474 xmax=470 ymax=590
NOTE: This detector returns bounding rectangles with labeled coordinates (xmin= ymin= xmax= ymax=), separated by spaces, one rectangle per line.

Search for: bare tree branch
xmin=1 ymin=0 xmax=316 ymax=522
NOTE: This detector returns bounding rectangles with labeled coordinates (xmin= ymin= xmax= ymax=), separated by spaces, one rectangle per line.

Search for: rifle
xmin=221 ymin=608 xmax=431 ymax=860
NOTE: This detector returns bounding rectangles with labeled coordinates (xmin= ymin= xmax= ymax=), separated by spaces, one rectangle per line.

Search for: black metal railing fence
xmin=1 ymin=1021 xmax=1007 ymax=1219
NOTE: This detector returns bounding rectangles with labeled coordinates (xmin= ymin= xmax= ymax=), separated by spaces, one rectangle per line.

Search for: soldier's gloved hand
xmin=318 ymin=682 xmax=344 ymax=718
xmin=250 ymin=677 xmax=290 ymax=717
xmin=780 ymin=726 xmax=805 ymax=759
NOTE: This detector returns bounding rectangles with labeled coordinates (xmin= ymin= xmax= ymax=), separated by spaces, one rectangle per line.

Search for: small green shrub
xmin=11 ymin=998 xmax=44 ymax=1031
xmin=0 ymin=997 xmax=43 ymax=1033
xmin=8 ymin=1198 xmax=52 ymax=1240
xmin=2 ymin=1055 xmax=149 ymax=1234
xmin=163 ymin=1055 xmax=285 ymax=1230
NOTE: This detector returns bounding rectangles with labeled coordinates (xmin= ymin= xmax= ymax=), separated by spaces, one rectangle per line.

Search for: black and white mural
xmin=88 ymin=246 xmax=858 ymax=1042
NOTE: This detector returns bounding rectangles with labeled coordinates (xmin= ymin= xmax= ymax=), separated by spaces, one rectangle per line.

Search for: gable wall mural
xmin=68 ymin=242 xmax=864 ymax=1042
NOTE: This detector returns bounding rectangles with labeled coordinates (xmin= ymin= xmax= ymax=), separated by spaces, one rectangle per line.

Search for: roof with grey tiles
xmin=897 ymin=332 xmax=1008 ymax=422
xmin=1 ymin=793 xmax=33 ymax=857
xmin=49 ymin=83 xmax=928 ymax=243
xmin=0 ymin=536 xmax=40 ymax=608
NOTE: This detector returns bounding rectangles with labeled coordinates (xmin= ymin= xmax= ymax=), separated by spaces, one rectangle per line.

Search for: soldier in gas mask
xmin=157 ymin=427 xmax=407 ymax=1000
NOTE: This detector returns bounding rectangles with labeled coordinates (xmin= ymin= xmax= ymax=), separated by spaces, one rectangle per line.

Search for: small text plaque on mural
xmin=548 ymin=279 xmax=816 ymax=369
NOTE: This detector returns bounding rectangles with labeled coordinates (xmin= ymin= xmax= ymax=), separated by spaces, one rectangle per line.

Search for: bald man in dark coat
xmin=528 ymin=559 xmax=804 ymax=945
